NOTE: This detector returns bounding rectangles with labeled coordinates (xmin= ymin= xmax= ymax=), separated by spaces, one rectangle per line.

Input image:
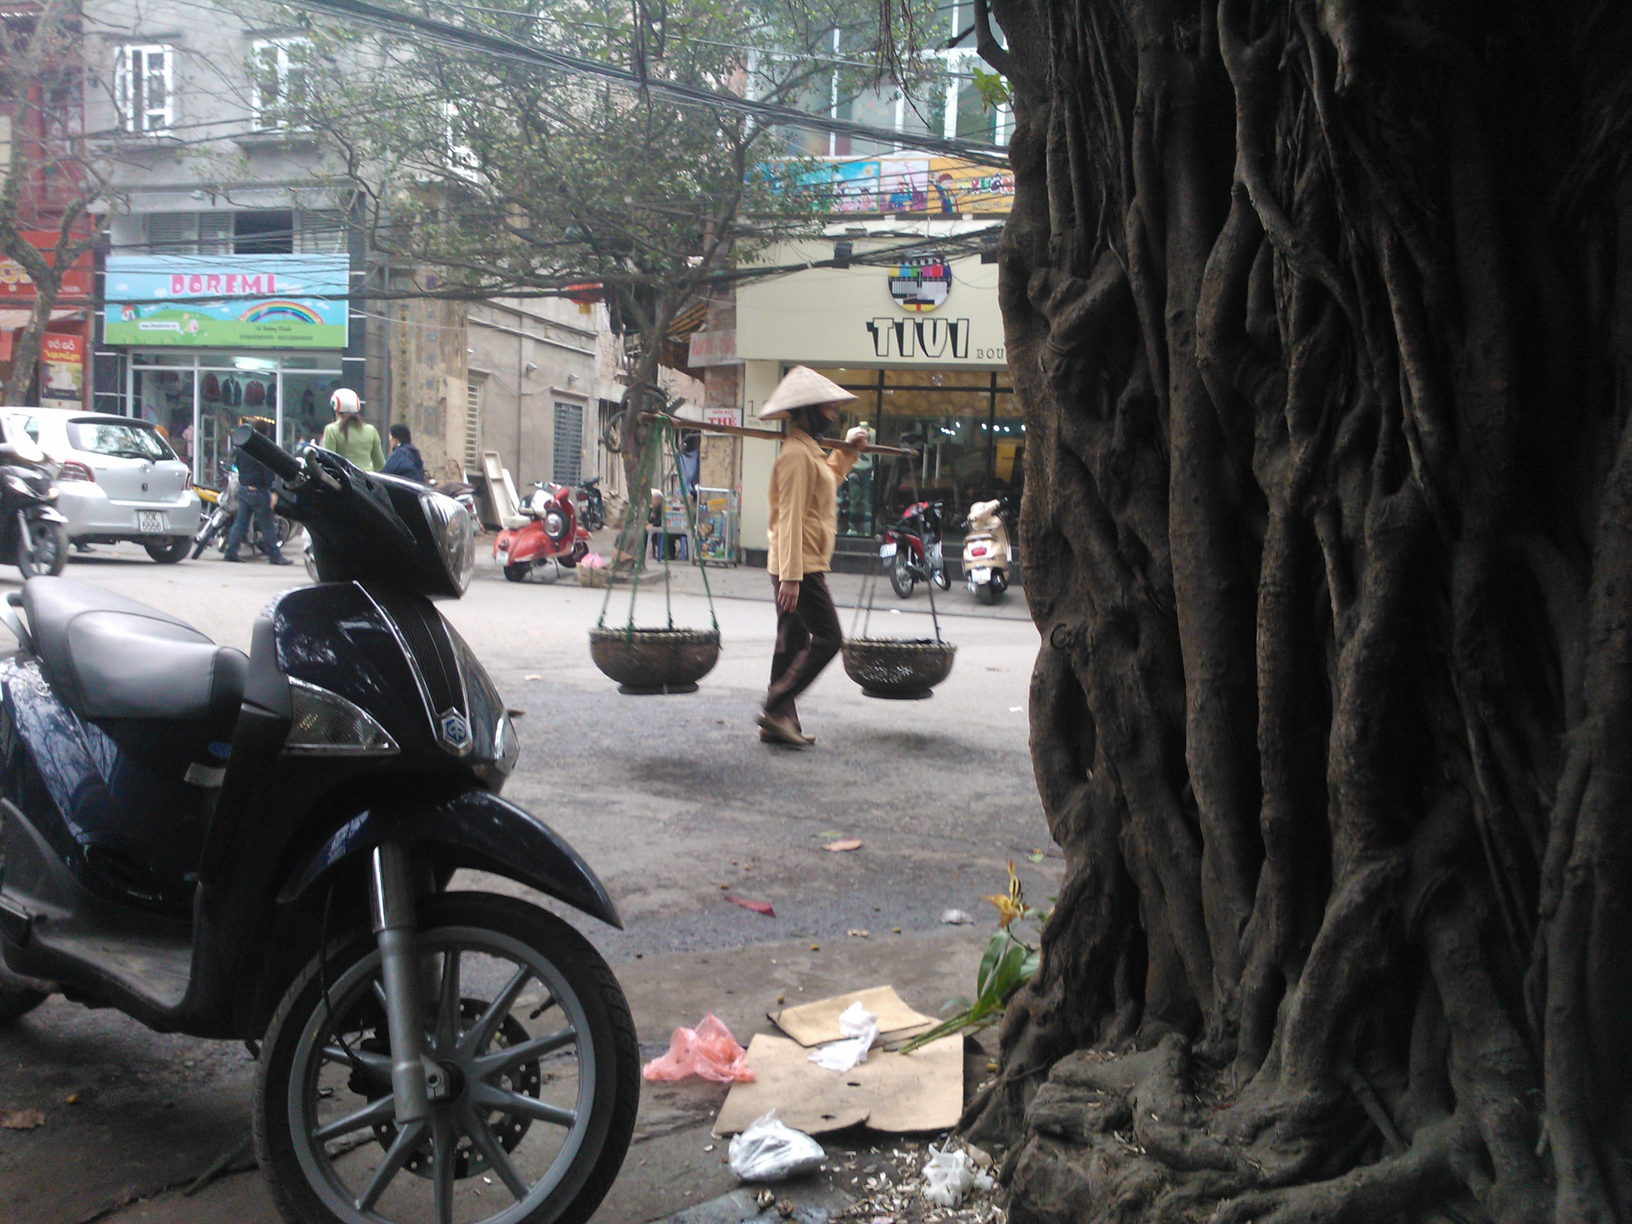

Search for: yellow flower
xmin=982 ymin=860 xmax=1028 ymax=928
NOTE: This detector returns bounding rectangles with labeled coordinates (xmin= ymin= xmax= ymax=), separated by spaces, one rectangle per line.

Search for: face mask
xmin=807 ymin=409 xmax=839 ymax=438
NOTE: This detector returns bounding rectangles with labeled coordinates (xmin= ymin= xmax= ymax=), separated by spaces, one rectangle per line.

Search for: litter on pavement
xmin=939 ymin=909 xmax=975 ymax=925
xmin=770 ymin=985 xmax=936 ymax=1048
xmin=921 ymin=1144 xmax=994 ymax=1207
xmin=715 ymin=987 xmax=962 ymax=1137
xmin=643 ymin=1014 xmax=756 ymax=1084
xmin=728 ymin=1109 xmax=826 ymax=1182
xmin=807 ymin=1002 xmax=879 ymax=1072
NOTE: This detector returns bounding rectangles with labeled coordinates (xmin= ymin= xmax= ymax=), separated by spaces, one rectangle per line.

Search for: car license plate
xmin=137 ymin=511 xmax=165 ymax=533
xmin=878 ymin=542 xmax=897 ymax=559
xmin=971 ymin=566 xmax=991 ymax=581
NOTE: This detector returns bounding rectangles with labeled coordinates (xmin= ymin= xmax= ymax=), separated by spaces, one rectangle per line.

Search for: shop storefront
xmin=104 ymin=255 xmax=349 ymax=485
xmin=0 ymin=232 xmax=94 ymax=408
xmin=732 ymin=231 xmax=1012 ymax=564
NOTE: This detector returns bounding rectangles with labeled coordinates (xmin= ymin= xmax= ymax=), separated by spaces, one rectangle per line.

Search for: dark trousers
xmin=765 ymin=573 xmax=843 ymax=723
xmin=224 ymin=486 xmax=283 ymax=560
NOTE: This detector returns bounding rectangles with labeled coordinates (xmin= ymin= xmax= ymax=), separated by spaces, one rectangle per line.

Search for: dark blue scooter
xmin=0 ymin=427 xmax=637 ymax=1224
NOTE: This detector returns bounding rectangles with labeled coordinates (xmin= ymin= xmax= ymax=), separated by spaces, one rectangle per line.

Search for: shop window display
xmin=806 ymin=367 xmax=1016 ymax=539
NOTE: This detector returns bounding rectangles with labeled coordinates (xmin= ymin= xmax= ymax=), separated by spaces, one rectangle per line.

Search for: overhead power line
xmin=284 ymin=0 xmax=1011 ymax=167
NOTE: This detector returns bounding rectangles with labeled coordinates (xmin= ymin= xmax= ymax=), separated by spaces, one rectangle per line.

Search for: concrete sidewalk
xmin=0 ymin=926 xmax=999 ymax=1224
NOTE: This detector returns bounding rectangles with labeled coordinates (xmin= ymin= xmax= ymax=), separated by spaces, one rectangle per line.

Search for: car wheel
xmin=145 ymin=536 xmax=191 ymax=564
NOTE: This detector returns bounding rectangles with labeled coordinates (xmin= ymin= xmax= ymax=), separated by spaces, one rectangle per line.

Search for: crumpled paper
xmin=922 ymin=1144 xmax=996 ymax=1207
xmin=807 ymin=1001 xmax=878 ymax=1072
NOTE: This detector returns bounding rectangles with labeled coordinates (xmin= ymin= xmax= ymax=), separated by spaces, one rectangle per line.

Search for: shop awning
xmin=0 ymin=308 xmax=86 ymax=330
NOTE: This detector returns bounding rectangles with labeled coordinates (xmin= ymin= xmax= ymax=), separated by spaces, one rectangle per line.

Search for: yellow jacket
xmin=767 ymin=429 xmax=857 ymax=583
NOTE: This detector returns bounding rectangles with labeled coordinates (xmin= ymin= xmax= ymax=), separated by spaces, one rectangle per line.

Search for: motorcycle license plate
xmin=136 ymin=511 xmax=165 ymax=533
xmin=878 ymin=542 xmax=897 ymax=559
xmin=971 ymin=566 xmax=991 ymax=581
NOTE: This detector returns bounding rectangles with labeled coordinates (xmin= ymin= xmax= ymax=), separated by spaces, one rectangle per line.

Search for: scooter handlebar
xmin=229 ymin=425 xmax=303 ymax=483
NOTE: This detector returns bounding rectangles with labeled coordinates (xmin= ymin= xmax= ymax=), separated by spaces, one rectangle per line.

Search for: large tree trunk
xmin=970 ymin=2 xmax=1632 ymax=1221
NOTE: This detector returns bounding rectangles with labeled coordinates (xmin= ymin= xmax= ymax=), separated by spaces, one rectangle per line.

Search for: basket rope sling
xmin=843 ymin=454 xmax=957 ymax=699
xmin=590 ymin=416 xmax=722 ymax=694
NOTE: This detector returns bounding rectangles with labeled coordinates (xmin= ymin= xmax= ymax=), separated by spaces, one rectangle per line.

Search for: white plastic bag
xmin=922 ymin=1144 xmax=996 ymax=1208
xmin=807 ymin=1001 xmax=879 ymax=1072
xmin=728 ymin=1110 xmax=826 ymax=1183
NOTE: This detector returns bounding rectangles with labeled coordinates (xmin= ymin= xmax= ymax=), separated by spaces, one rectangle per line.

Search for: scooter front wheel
xmin=255 ymin=892 xmax=639 ymax=1224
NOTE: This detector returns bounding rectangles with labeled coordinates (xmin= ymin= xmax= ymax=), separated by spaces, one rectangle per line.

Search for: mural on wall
xmin=104 ymin=255 xmax=349 ymax=349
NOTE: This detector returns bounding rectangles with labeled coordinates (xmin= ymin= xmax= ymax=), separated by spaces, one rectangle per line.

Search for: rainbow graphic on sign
xmin=888 ymin=260 xmax=951 ymax=313
xmin=239 ymin=300 xmax=326 ymax=325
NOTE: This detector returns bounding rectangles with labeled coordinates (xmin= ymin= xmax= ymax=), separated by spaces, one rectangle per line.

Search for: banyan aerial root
xmin=938 ymin=0 xmax=1632 ymax=1220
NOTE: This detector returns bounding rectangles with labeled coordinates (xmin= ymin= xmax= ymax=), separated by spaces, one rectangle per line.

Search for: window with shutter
xmin=145 ymin=212 xmax=198 ymax=253
xmin=296 ymin=210 xmax=347 ymax=254
xmin=196 ymin=213 xmax=234 ymax=255
xmin=115 ymin=45 xmax=173 ymax=134
xmin=553 ymin=404 xmax=584 ymax=486
xmin=251 ymin=39 xmax=312 ymax=131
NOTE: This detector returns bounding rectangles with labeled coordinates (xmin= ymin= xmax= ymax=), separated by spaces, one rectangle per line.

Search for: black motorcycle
xmin=0 ymin=427 xmax=638 ymax=1224
xmin=0 ymin=439 xmax=67 ymax=577
xmin=575 ymin=477 xmax=605 ymax=532
xmin=882 ymin=499 xmax=949 ymax=599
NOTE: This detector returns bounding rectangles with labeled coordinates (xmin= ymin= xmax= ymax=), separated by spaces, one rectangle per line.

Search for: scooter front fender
xmin=278 ymin=789 xmax=622 ymax=928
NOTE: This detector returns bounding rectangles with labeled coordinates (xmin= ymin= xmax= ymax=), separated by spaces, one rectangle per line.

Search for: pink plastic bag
xmin=642 ymin=1014 xmax=756 ymax=1084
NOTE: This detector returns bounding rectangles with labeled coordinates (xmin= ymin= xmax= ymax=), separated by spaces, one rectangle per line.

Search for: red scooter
xmin=495 ymin=480 xmax=591 ymax=581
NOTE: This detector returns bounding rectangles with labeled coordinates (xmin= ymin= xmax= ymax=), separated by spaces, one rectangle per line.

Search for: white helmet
xmin=330 ymin=387 xmax=361 ymax=415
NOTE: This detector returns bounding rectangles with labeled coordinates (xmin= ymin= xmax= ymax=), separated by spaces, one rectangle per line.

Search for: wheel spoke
xmin=460 ymin=1104 xmax=530 ymax=1201
xmin=322 ymin=1045 xmax=391 ymax=1081
xmin=354 ymin=1118 xmax=427 ymax=1212
xmin=436 ymin=949 xmax=462 ymax=1051
xmin=471 ymin=1080 xmax=575 ymax=1128
xmin=312 ymin=1094 xmax=396 ymax=1143
xmin=472 ymin=1027 xmax=577 ymax=1080
xmin=432 ymin=1113 xmax=457 ymax=1224
xmin=457 ymin=965 xmax=532 ymax=1058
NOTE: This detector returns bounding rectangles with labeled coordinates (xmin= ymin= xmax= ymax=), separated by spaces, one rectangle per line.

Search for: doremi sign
xmin=104 ymin=255 xmax=348 ymax=349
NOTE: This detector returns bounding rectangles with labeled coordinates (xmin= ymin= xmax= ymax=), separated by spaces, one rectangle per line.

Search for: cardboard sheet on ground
xmin=769 ymin=986 xmax=937 ymax=1048
xmin=714 ymin=1033 xmax=963 ymax=1137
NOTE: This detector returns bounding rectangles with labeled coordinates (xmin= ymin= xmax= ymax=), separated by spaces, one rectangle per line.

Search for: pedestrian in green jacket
xmin=320 ymin=388 xmax=385 ymax=471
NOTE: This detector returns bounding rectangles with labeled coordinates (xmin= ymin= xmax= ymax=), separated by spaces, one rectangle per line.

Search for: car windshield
xmin=66 ymin=420 xmax=175 ymax=461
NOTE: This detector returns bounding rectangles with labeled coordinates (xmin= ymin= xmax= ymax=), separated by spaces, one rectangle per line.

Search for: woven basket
xmin=576 ymin=565 xmax=611 ymax=588
xmin=842 ymin=638 xmax=957 ymax=699
xmin=590 ymin=627 xmax=720 ymax=692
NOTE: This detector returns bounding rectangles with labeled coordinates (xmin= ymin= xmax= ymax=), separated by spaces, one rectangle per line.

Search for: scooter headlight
xmin=418 ymin=491 xmax=476 ymax=595
xmin=284 ymin=679 xmax=399 ymax=755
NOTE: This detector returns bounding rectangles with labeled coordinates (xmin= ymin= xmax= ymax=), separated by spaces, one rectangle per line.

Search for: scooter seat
xmin=21 ymin=577 xmax=248 ymax=724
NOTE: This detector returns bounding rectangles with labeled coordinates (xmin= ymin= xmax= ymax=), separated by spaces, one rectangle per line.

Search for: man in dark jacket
xmin=382 ymin=423 xmax=426 ymax=483
xmin=223 ymin=418 xmax=292 ymax=564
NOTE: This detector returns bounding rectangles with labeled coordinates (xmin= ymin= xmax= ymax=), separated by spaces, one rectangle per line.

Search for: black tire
xmin=144 ymin=535 xmax=191 ymax=564
xmin=0 ymin=965 xmax=47 ymax=1026
xmin=16 ymin=520 xmax=68 ymax=577
xmin=975 ymin=580 xmax=996 ymax=606
xmin=583 ymin=505 xmax=604 ymax=532
xmin=601 ymin=411 xmax=627 ymax=456
xmin=276 ymin=517 xmax=294 ymax=548
xmin=254 ymin=892 xmax=639 ymax=1224
xmin=303 ymin=545 xmax=319 ymax=583
xmin=931 ymin=565 xmax=951 ymax=591
xmin=504 ymin=562 xmax=531 ymax=583
xmin=890 ymin=547 xmax=916 ymax=599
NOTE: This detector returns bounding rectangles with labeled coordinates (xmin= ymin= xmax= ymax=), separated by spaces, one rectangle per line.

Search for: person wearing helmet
xmin=320 ymin=387 xmax=385 ymax=471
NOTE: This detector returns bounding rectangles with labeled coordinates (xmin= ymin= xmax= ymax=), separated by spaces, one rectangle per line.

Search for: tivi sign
xmin=865 ymin=316 xmax=972 ymax=360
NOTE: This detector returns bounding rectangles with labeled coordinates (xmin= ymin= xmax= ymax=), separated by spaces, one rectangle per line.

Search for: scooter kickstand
xmin=369 ymin=843 xmax=445 ymax=1125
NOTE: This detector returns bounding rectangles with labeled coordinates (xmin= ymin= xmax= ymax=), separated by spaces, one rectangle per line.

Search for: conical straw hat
xmin=758 ymin=366 xmax=857 ymax=420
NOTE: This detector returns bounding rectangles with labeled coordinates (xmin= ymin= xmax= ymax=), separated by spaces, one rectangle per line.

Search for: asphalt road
xmin=0 ymin=542 xmax=1055 ymax=1224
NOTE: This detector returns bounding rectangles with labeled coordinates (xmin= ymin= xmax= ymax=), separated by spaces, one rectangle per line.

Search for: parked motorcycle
xmin=0 ymin=437 xmax=67 ymax=578
xmin=495 ymin=481 xmax=591 ymax=583
xmin=192 ymin=471 xmax=294 ymax=559
xmin=879 ymin=499 xmax=948 ymax=598
xmin=0 ymin=427 xmax=638 ymax=1224
xmin=576 ymin=478 xmax=605 ymax=532
xmin=962 ymin=497 xmax=1013 ymax=604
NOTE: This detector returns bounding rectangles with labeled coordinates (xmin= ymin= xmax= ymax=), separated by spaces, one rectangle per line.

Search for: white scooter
xmin=962 ymin=497 xmax=1012 ymax=604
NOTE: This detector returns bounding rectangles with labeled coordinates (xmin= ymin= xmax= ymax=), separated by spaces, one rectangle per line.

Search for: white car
xmin=3 ymin=409 xmax=200 ymax=563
